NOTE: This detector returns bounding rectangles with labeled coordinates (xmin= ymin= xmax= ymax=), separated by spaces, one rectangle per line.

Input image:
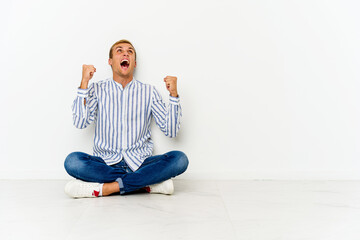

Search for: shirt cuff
xmin=77 ymin=88 xmax=89 ymax=98
xmin=169 ymin=95 xmax=180 ymax=105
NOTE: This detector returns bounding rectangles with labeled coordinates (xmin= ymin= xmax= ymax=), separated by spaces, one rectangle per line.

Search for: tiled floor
xmin=1 ymin=180 xmax=360 ymax=240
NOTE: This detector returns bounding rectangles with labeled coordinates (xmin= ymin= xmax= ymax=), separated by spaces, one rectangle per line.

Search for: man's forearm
xmin=80 ymin=79 xmax=89 ymax=89
xmin=80 ymin=80 xmax=89 ymax=105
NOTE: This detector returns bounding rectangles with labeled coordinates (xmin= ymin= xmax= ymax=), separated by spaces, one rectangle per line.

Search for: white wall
xmin=1 ymin=0 xmax=360 ymax=180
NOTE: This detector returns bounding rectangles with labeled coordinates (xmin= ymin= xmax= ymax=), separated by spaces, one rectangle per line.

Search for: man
xmin=64 ymin=39 xmax=188 ymax=198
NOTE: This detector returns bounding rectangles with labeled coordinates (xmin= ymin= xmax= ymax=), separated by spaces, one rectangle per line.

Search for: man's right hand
xmin=80 ymin=64 xmax=96 ymax=89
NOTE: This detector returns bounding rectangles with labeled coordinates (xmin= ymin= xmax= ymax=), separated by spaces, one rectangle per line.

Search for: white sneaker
xmin=149 ymin=179 xmax=174 ymax=195
xmin=65 ymin=179 xmax=101 ymax=198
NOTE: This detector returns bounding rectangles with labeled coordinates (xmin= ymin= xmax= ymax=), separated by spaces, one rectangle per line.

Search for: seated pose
xmin=64 ymin=39 xmax=188 ymax=198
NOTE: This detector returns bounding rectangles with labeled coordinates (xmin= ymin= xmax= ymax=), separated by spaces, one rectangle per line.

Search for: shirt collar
xmin=112 ymin=78 xmax=135 ymax=90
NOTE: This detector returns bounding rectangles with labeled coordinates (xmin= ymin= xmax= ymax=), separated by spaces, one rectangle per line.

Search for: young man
xmin=64 ymin=40 xmax=188 ymax=198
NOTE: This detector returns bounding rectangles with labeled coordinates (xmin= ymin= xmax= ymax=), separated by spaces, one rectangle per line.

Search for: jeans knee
xmin=172 ymin=151 xmax=189 ymax=174
xmin=64 ymin=152 xmax=83 ymax=176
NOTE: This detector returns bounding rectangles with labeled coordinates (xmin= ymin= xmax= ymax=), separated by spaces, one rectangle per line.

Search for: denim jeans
xmin=64 ymin=151 xmax=189 ymax=194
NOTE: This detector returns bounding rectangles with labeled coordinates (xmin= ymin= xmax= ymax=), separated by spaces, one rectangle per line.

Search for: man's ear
xmin=108 ymin=58 xmax=112 ymax=66
xmin=134 ymin=61 xmax=137 ymax=68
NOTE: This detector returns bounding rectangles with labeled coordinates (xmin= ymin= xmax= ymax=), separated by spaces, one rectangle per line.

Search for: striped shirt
xmin=72 ymin=78 xmax=181 ymax=171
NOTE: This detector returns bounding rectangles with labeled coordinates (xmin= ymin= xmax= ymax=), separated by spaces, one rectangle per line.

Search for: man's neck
xmin=113 ymin=74 xmax=133 ymax=88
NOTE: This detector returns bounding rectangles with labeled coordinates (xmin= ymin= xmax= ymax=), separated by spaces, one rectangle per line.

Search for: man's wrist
xmin=80 ymin=79 xmax=89 ymax=89
xmin=170 ymin=92 xmax=178 ymax=98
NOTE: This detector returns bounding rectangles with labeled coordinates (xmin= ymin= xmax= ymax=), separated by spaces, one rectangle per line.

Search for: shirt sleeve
xmin=71 ymin=83 xmax=98 ymax=129
xmin=151 ymin=86 xmax=182 ymax=137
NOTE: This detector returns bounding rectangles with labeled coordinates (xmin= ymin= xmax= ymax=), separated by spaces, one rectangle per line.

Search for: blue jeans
xmin=64 ymin=151 xmax=189 ymax=194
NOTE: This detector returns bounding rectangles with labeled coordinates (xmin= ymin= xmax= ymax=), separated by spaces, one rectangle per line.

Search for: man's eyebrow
xmin=115 ymin=46 xmax=134 ymax=50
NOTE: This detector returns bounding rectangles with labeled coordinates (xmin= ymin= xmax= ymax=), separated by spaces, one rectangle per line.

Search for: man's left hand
xmin=164 ymin=76 xmax=178 ymax=97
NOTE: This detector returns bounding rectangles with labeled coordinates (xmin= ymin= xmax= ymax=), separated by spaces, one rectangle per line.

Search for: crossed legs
xmin=64 ymin=151 xmax=189 ymax=197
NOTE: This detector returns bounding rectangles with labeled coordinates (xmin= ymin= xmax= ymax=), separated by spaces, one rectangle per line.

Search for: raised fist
xmin=164 ymin=76 xmax=178 ymax=97
xmin=82 ymin=64 xmax=96 ymax=83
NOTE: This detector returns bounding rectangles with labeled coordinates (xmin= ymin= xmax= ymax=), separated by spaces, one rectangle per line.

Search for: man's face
xmin=108 ymin=43 xmax=136 ymax=78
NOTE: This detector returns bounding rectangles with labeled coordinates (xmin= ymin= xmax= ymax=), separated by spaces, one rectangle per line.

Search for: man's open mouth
xmin=120 ymin=59 xmax=130 ymax=70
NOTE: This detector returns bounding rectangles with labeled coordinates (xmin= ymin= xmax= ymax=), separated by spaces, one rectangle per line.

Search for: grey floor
xmin=1 ymin=180 xmax=360 ymax=240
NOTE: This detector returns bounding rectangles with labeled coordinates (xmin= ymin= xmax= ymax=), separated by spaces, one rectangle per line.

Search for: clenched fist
xmin=164 ymin=76 xmax=178 ymax=97
xmin=80 ymin=64 xmax=96 ymax=89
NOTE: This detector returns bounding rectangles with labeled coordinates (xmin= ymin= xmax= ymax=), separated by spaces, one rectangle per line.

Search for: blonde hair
xmin=109 ymin=39 xmax=136 ymax=60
